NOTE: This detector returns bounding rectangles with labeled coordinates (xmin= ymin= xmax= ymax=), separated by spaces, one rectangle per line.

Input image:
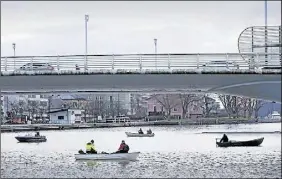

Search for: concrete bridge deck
xmin=0 ymin=53 xmax=281 ymax=102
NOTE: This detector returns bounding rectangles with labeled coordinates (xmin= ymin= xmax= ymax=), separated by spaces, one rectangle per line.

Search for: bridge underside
xmin=0 ymin=74 xmax=281 ymax=103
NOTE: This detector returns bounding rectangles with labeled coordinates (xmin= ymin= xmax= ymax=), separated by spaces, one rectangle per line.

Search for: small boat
xmin=216 ymin=137 xmax=264 ymax=147
xmin=125 ymin=132 xmax=155 ymax=137
xmin=15 ymin=132 xmax=47 ymax=143
xmin=75 ymin=152 xmax=140 ymax=161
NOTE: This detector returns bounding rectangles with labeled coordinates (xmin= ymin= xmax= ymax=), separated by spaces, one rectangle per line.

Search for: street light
xmin=12 ymin=43 xmax=16 ymax=70
xmin=265 ymin=0 xmax=268 ymax=27
xmin=85 ymin=14 xmax=89 ymax=72
xmin=154 ymin=38 xmax=157 ymax=69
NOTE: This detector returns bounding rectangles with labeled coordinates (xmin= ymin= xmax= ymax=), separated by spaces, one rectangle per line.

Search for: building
xmin=146 ymin=94 xmax=204 ymax=119
xmin=2 ymin=94 xmax=49 ymax=119
xmin=49 ymin=109 xmax=84 ymax=124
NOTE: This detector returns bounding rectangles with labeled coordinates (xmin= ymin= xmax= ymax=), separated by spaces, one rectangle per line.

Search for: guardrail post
xmin=168 ymin=54 xmax=171 ymax=69
xmin=255 ymin=53 xmax=259 ymax=69
xmin=57 ymin=56 xmax=60 ymax=71
xmin=31 ymin=57 xmax=33 ymax=71
xmin=196 ymin=54 xmax=200 ymax=69
xmin=4 ymin=57 xmax=7 ymax=71
xmin=84 ymin=56 xmax=88 ymax=72
xmin=226 ymin=53 xmax=229 ymax=69
xmin=112 ymin=54 xmax=115 ymax=70
xmin=139 ymin=55 xmax=142 ymax=70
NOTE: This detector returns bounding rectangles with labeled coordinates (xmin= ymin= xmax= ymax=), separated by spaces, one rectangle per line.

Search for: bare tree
xmin=200 ymin=94 xmax=219 ymax=118
xmin=253 ymin=99 xmax=266 ymax=119
xmin=27 ymin=100 xmax=39 ymax=119
xmin=219 ymin=95 xmax=242 ymax=118
xmin=178 ymin=94 xmax=200 ymax=118
xmin=130 ymin=94 xmax=147 ymax=117
xmin=238 ymin=97 xmax=249 ymax=118
xmin=152 ymin=94 xmax=180 ymax=117
xmin=9 ymin=100 xmax=20 ymax=118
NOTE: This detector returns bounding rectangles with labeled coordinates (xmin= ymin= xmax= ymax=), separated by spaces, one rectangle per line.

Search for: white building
xmin=49 ymin=109 xmax=84 ymax=124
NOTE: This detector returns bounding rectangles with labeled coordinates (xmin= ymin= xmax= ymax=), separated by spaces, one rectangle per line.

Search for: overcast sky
xmin=1 ymin=1 xmax=281 ymax=56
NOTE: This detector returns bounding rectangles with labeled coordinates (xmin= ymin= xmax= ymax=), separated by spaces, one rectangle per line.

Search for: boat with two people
xmin=216 ymin=134 xmax=264 ymax=147
xmin=125 ymin=128 xmax=155 ymax=137
xmin=75 ymin=140 xmax=140 ymax=161
xmin=15 ymin=132 xmax=47 ymax=143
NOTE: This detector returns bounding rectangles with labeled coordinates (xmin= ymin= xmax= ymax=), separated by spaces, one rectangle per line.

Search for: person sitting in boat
xmin=116 ymin=140 xmax=130 ymax=153
xmin=86 ymin=140 xmax=97 ymax=154
xmin=35 ymin=132 xmax=40 ymax=137
xmin=219 ymin=134 xmax=229 ymax=143
xmin=138 ymin=128 xmax=144 ymax=134
xmin=147 ymin=129 xmax=152 ymax=134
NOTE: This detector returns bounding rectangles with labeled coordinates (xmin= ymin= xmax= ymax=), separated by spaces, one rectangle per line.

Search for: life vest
xmin=86 ymin=142 xmax=95 ymax=151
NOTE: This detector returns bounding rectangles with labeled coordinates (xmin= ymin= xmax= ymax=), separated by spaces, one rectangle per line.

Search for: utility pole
xmin=85 ymin=14 xmax=89 ymax=72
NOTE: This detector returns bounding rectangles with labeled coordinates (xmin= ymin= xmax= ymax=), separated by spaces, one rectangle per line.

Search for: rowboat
xmin=15 ymin=134 xmax=47 ymax=143
xmin=216 ymin=137 xmax=264 ymax=147
xmin=74 ymin=152 xmax=140 ymax=161
xmin=125 ymin=132 xmax=155 ymax=137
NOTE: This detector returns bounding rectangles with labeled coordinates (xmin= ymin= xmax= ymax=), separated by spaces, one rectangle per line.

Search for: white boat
xmin=125 ymin=132 xmax=155 ymax=137
xmin=75 ymin=152 xmax=140 ymax=161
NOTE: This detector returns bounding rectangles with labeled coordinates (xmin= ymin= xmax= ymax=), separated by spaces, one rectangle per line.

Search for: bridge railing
xmin=0 ymin=53 xmax=281 ymax=74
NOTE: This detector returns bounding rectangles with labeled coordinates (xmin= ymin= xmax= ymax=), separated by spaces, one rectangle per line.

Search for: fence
xmin=1 ymin=53 xmax=281 ymax=74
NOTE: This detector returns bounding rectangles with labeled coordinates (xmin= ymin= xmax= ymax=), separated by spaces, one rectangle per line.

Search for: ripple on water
xmin=1 ymin=124 xmax=281 ymax=178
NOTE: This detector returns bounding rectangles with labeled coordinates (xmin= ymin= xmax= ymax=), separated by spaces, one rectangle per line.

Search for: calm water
xmin=1 ymin=123 xmax=281 ymax=178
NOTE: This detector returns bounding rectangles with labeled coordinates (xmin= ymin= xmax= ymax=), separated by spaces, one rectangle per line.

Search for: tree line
xmin=2 ymin=93 xmax=266 ymax=121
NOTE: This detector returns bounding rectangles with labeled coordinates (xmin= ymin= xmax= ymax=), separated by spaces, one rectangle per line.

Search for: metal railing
xmin=0 ymin=53 xmax=281 ymax=74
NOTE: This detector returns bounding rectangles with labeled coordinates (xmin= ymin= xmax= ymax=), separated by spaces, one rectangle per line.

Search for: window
xmin=58 ymin=116 xmax=64 ymax=120
xmin=161 ymin=106 xmax=164 ymax=112
xmin=153 ymin=106 xmax=157 ymax=112
xmin=173 ymin=108 xmax=177 ymax=112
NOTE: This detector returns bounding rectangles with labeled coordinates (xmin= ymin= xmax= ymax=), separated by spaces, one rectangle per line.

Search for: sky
xmin=1 ymin=1 xmax=281 ymax=56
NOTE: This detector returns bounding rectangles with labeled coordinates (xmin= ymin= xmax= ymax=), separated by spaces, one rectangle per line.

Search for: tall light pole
xmin=12 ymin=43 xmax=16 ymax=70
xmin=85 ymin=14 xmax=89 ymax=72
xmin=154 ymin=38 xmax=157 ymax=69
xmin=264 ymin=0 xmax=267 ymax=27
xmin=264 ymin=0 xmax=268 ymax=66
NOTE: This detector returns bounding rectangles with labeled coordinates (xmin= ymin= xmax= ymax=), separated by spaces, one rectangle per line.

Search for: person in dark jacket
xmin=220 ymin=134 xmax=229 ymax=143
xmin=116 ymin=140 xmax=130 ymax=153
xmin=147 ymin=129 xmax=152 ymax=134
xmin=138 ymin=128 xmax=144 ymax=134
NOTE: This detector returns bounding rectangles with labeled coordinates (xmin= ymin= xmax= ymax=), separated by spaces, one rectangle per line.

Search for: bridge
xmin=0 ymin=53 xmax=281 ymax=102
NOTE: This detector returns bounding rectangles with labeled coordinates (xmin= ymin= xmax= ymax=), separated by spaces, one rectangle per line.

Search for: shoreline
xmin=1 ymin=119 xmax=281 ymax=133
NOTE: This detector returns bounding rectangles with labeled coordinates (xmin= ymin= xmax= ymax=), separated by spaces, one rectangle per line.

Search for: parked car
xmin=15 ymin=63 xmax=55 ymax=72
xmin=202 ymin=60 xmax=239 ymax=70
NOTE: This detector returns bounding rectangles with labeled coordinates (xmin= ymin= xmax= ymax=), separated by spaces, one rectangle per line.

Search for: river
xmin=1 ymin=123 xmax=281 ymax=178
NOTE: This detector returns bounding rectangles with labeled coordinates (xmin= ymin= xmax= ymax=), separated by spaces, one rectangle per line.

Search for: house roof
xmin=48 ymin=109 xmax=68 ymax=114
xmin=48 ymin=108 xmax=83 ymax=114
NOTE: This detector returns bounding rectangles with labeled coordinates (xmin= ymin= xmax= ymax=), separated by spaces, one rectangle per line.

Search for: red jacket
xmin=118 ymin=143 xmax=125 ymax=151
